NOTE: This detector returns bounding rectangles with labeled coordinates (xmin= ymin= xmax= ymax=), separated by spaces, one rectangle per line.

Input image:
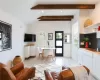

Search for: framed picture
xmin=0 ymin=20 xmax=12 ymax=51
xmin=48 ymin=33 xmax=53 ymax=40
xmin=64 ymin=33 xmax=71 ymax=44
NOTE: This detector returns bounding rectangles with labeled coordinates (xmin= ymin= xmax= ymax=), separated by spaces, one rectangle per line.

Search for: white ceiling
xmin=37 ymin=0 xmax=100 ymax=4
xmin=0 ymin=0 xmax=99 ymax=24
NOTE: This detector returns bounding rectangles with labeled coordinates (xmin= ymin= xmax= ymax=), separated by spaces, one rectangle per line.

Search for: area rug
xmin=24 ymin=58 xmax=97 ymax=80
xmin=33 ymin=63 xmax=62 ymax=80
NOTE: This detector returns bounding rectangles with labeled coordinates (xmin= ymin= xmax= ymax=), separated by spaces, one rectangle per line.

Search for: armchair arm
xmin=27 ymin=67 xmax=36 ymax=78
xmin=83 ymin=66 xmax=90 ymax=75
xmin=44 ymin=70 xmax=53 ymax=80
xmin=10 ymin=62 xmax=24 ymax=75
xmin=16 ymin=67 xmax=36 ymax=80
xmin=1 ymin=67 xmax=16 ymax=80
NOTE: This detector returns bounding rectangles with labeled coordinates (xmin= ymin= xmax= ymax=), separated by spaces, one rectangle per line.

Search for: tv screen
xmin=24 ymin=34 xmax=36 ymax=42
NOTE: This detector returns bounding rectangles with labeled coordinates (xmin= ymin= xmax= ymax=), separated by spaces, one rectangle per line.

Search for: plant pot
xmin=85 ymin=42 xmax=88 ymax=48
xmin=13 ymin=56 xmax=22 ymax=66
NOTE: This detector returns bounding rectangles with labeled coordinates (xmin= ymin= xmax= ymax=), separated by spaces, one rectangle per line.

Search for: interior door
xmin=55 ymin=31 xmax=64 ymax=56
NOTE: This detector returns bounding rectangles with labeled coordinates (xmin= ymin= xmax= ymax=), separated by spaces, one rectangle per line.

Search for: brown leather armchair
xmin=44 ymin=66 xmax=90 ymax=80
xmin=0 ymin=62 xmax=36 ymax=80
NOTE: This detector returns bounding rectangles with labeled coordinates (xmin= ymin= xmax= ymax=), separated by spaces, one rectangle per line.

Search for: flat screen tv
xmin=24 ymin=34 xmax=36 ymax=42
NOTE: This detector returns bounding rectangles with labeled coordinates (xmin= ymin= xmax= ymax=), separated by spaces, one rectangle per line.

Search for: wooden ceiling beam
xmin=38 ymin=16 xmax=74 ymax=19
xmin=38 ymin=15 xmax=74 ymax=21
xmin=31 ymin=4 xmax=95 ymax=9
xmin=39 ymin=19 xmax=71 ymax=21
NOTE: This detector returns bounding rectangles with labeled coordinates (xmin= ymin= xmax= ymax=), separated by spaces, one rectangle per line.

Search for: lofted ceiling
xmin=0 ymin=0 xmax=99 ymax=24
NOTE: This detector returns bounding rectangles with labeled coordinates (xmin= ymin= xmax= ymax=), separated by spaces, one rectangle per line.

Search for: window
xmin=56 ymin=33 xmax=62 ymax=39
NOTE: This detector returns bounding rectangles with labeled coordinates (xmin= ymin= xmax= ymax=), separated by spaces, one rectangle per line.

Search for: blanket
xmin=70 ymin=66 xmax=89 ymax=80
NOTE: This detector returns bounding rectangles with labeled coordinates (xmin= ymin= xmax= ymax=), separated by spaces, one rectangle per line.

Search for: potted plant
xmin=83 ymin=37 xmax=89 ymax=48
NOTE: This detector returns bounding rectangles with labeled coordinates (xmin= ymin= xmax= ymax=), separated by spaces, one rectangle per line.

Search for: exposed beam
xmin=38 ymin=15 xmax=74 ymax=21
xmin=38 ymin=16 xmax=74 ymax=19
xmin=31 ymin=4 xmax=95 ymax=9
xmin=39 ymin=19 xmax=71 ymax=21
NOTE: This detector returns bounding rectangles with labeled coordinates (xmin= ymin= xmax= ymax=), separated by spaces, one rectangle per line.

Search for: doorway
xmin=55 ymin=31 xmax=64 ymax=56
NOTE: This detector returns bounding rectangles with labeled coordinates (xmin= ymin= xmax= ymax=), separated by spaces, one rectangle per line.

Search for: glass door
xmin=55 ymin=31 xmax=63 ymax=56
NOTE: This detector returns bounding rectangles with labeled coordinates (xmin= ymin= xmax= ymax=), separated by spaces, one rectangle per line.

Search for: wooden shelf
xmin=85 ymin=23 xmax=100 ymax=29
xmin=84 ymin=23 xmax=100 ymax=34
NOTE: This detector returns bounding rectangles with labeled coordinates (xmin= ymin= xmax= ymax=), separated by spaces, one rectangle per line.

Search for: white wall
xmin=90 ymin=2 xmax=100 ymax=24
xmin=79 ymin=1 xmax=100 ymax=33
xmin=79 ymin=10 xmax=92 ymax=33
xmin=71 ymin=10 xmax=80 ymax=61
xmin=26 ymin=21 xmax=71 ymax=57
xmin=0 ymin=9 xmax=25 ymax=67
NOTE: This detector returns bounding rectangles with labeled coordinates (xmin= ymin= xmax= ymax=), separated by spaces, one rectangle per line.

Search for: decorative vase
xmin=13 ymin=56 xmax=22 ymax=66
xmin=85 ymin=42 xmax=88 ymax=48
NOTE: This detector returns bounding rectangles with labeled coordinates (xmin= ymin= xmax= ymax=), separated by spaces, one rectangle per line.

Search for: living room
xmin=0 ymin=0 xmax=100 ymax=80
